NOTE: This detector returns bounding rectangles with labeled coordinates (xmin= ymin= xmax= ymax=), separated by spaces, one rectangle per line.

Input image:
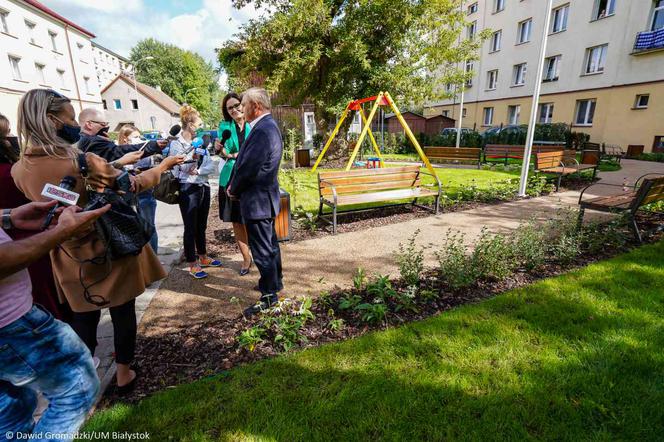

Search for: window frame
xmin=634 ymin=94 xmax=650 ymax=109
xmin=538 ymin=103 xmax=555 ymax=123
xmin=575 ymin=99 xmax=596 ymax=126
xmin=507 ymin=105 xmax=521 ymax=125
xmin=543 ymin=55 xmax=561 ymax=82
xmin=468 ymin=2 xmax=478 ymax=15
xmin=114 ymin=99 xmax=122 ymax=110
xmin=487 ymin=69 xmax=498 ymax=90
xmin=131 ymin=99 xmax=139 ymax=110
xmin=34 ymin=62 xmax=47 ymax=85
xmin=0 ymin=9 xmax=9 ymax=34
xmin=592 ymin=0 xmax=616 ymax=21
xmin=48 ymin=31 xmax=58 ymax=52
xmin=494 ymin=0 xmax=505 ymax=13
xmin=465 ymin=61 xmax=474 ymax=87
xmin=483 ymin=107 xmax=494 ymax=126
xmin=584 ymin=44 xmax=608 ymax=75
xmin=8 ymin=55 xmax=22 ymax=80
xmin=490 ymin=30 xmax=502 ymax=52
xmin=651 ymin=0 xmax=664 ymax=31
xmin=517 ymin=18 xmax=532 ymax=44
xmin=467 ymin=20 xmax=477 ymax=39
xmin=56 ymin=69 xmax=66 ymax=89
xmin=24 ymin=19 xmax=37 ymax=45
xmin=512 ymin=63 xmax=527 ymax=86
xmin=551 ymin=4 xmax=569 ymax=33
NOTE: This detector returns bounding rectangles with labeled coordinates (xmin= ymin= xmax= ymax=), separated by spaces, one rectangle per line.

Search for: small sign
xmin=41 ymin=183 xmax=79 ymax=206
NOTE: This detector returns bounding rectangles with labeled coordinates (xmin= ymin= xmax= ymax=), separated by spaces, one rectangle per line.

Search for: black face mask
xmin=96 ymin=126 xmax=110 ymax=137
xmin=57 ymin=123 xmax=82 ymax=144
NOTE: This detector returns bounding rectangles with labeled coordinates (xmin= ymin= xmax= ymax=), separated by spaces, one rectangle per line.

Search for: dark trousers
xmin=178 ymin=183 xmax=211 ymax=263
xmin=70 ymin=299 xmax=136 ymax=364
xmin=245 ymin=218 xmax=283 ymax=295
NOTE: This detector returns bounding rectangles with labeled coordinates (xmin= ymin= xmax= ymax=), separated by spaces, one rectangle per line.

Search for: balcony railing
xmin=633 ymin=28 xmax=664 ymax=54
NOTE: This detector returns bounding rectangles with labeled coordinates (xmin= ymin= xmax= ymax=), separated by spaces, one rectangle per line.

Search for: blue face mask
xmin=52 ymin=116 xmax=81 ymax=144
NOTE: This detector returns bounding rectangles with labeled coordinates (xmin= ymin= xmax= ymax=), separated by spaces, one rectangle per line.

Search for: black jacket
xmin=77 ymin=133 xmax=161 ymax=162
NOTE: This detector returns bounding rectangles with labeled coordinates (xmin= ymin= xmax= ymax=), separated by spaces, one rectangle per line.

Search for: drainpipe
xmin=64 ymin=25 xmax=83 ymax=112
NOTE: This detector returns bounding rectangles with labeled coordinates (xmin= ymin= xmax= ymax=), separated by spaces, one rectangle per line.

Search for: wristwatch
xmin=1 ymin=208 xmax=13 ymax=230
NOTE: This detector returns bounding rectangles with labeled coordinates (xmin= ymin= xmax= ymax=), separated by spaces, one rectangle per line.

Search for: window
xmin=77 ymin=42 xmax=83 ymax=50
xmin=83 ymin=76 xmax=91 ymax=94
xmin=445 ymin=83 xmax=453 ymax=93
xmin=487 ymin=70 xmax=498 ymax=90
xmin=543 ymin=55 xmax=561 ymax=81
xmin=494 ymin=0 xmax=505 ymax=13
xmin=575 ymin=99 xmax=596 ymax=125
xmin=634 ymin=94 xmax=650 ymax=109
xmin=507 ymin=105 xmax=521 ymax=125
xmin=490 ymin=30 xmax=502 ymax=52
xmin=654 ymin=135 xmax=664 ymax=152
xmin=24 ymin=20 xmax=36 ymax=44
xmin=114 ymin=99 xmax=122 ymax=110
xmin=35 ymin=63 xmax=46 ymax=84
xmin=538 ymin=103 xmax=554 ymax=123
xmin=462 ymin=108 xmax=467 ymax=118
xmin=652 ymin=0 xmax=664 ymax=30
xmin=517 ymin=19 xmax=532 ymax=44
xmin=150 ymin=116 xmax=157 ymax=130
xmin=584 ymin=44 xmax=608 ymax=74
xmin=513 ymin=63 xmax=527 ymax=86
xmin=465 ymin=61 xmax=474 ymax=87
xmin=102 ymin=99 xmax=108 ymax=110
xmin=8 ymin=56 xmax=22 ymax=80
xmin=442 ymin=110 xmax=449 ymax=117
xmin=551 ymin=4 xmax=569 ymax=33
xmin=483 ymin=107 xmax=494 ymax=126
xmin=593 ymin=0 xmax=616 ymax=20
xmin=468 ymin=2 xmax=478 ymax=14
xmin=131 ymin=99 xmax=139 ymax=110
xmin=49 ymin=31 xmax=58 ymax=52
xmin=467 ymin=21 xmax=477 ymax=39
xmin=0 ymin=9 xmax=9 ymax=34
xmin=56 ymin=69 xmax=65 ymax=88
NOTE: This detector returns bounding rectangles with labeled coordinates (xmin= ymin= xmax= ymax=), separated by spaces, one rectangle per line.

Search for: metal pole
xmin=518 ymin=0 xmax=554 ymax=197
xmin=184 ymin=87 xmax=198 ymax=105
xmin=455 ymin=0 xmax=465 ymax=149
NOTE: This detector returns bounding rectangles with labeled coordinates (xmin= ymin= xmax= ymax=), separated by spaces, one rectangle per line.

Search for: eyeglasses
xmin=227 ymin=103 xmax=242 ymax=112
xmin=90 ymin=120 xmax=109 ymax=126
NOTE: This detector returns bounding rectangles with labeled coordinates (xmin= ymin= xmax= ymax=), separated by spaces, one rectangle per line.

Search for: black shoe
xmin=243 ymin=294 xmax=278 ymax=317
xmin=239 ymin=260 xmax=253 ymax=276
xmin=115 ymin=374 xmax=137 ymax=396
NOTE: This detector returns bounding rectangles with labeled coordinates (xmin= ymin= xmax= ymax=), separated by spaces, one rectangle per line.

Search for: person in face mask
xmin=77 ymin=108 xmax=167 ymax=165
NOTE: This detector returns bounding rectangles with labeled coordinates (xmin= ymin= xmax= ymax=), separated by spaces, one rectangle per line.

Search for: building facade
xmin=92 ymin=42 xmax=132 ymax=90
xmin=101 ymin=74 xmax=180 ymax=132
xmin=425 ymin=0 xmax=664 ymax=152
xmin=0 ymin=0 xmax=102 ymax=127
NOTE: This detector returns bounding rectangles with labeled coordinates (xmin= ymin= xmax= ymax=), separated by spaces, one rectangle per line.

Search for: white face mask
xmin=129 ymin=136 xmax=143 ymax=144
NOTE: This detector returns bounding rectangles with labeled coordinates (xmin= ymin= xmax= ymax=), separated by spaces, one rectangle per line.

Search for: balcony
xmin=632 ymin=28 xmax=664 ymax=55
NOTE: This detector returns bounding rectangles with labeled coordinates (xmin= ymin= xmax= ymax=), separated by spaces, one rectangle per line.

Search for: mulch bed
xmin=99 ymin=212 xmax=663 ymax=407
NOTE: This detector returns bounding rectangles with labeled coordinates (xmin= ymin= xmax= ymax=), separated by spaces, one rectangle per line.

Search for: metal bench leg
xmin=630 ymin=216 xmax=642 ymax=243
xmin=332 ymin=204 xmax=338 ymax=235
xmin=577 ymin=207 xmax=585 ymax=229
xmin=556 ymin=174 xmax=562 ymax=192
xmin=434 ymin=194 xmax=440 ymax=214
xmin=592 ymin=167 xmax=597 ymax=179
xmin=318 ymin=201 xmax=323 ymax=218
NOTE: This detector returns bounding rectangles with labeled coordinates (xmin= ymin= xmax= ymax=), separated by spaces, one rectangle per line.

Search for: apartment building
xmin=425 ymin=0 xmax=664 ymax=153
xmin=0 ymin=0 xmax=103 ymax=126
xmin=93 ymin=41 xmax=132 ymax=89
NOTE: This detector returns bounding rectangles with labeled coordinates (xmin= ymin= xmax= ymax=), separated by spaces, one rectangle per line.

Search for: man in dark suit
xmin=227 ymin=88 xmax=283 ymax=316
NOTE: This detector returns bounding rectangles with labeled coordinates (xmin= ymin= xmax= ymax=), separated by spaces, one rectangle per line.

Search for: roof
xmin=101 ymin=74 xmax=181 ymax=115
xmin=91 ymin=42 xmax=130 ymax=63
xmin=426 ymin=114 xmax=456 ymax=122
xmin=22 ymin=0 xmax=95 ymax=38
xmin=384 ymin=111 xmax=425 ymax=119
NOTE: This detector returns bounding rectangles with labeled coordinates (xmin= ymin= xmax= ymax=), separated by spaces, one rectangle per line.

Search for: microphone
xmin=41 ymin=176 xmax=78 ymax=230
xmin=221 ymin=129 xmax=232 ymax=143
xmin=168 ymin=124 xmax=181 ymax=139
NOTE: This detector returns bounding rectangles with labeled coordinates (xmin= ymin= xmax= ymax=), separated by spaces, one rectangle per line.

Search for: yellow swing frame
xmin=311 ymin=91 xmax=437 ymax=178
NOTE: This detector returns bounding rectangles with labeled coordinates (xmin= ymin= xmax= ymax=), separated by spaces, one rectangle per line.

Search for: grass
xmin=86 ymin=241 xmax=664 ymax=441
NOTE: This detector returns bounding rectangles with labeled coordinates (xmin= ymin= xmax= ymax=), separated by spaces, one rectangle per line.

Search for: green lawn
xmin=280 ymin=166 xmax=519 ymax=213
xmin=86 ymin=241 xmax=664 ymax=441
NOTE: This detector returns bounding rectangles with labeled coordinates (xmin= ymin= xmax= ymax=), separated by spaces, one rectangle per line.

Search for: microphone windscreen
xmin=169 ymin=124 xmax=181 ymax=137
xmin=221 ymin=129 xmax=232 ymax=142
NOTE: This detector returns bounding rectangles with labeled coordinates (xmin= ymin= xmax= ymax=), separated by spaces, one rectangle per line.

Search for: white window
xmin=465 ymin=61 xmax=474 ymax=87
xmin=468 ymin=2 xmax=478 ymax=14
xmin=508 ymin=105 xmax=521 ymax=125
xmin=49 ymin=31 xmax=58 ymax=52
xmin=652 ymin=0 xmax=664 ymax=30
xmin=25 ymin=20 xmax=36 ymax=45
xmin=543 ymin=55 xmax=561 ymax=81
xmin=487 ymin=70 xmax=498 ymax=90
xmin=83 ymin=76 xmax=91 ymax=94
xmin=551 ymin=4 xmax=569 ymax=33
xmin=584 ymin=44 xmax=608 ymax=74
xmin=9 ymin=56 xmax=22 ymax=80
xmin=442 ymin=110 xmax=449 ymax=117
xmin=462 ymin=108 xmax=467 ymax=118
xmin=56 ymin=69 xmax=66 ymax=88
xmin=114 ymin=99 xmax=122 ymax=110
xmin=150 ymin=116 xmax=157 ymax=130
xmin=77 ymin=42 xmax=83 ymax=50
xmin=467 ymin=21 xmax=477 ymax=39
xmin=483 ymin=107 xmax=494 ymax=126
xmin=513 ymin=63 xmax=527 ymax=86
xmin=634 ymin=94 xmax=650 ymax=109
xmin=35 ymin=63 xmax=46 ymax=84
xmin=538 ymin=103 xmax=554 ymax=123
xmin=575 ymin=99 xmax=596 ymax=125
xmin=593 ymin=0 xmax=616 ymax=20
xmin=0 ymin=9 xmax=9 ymax=34
xmin=490 ymin=30 xmax=502 ymax=52
xmin=495 ymin=0 xmax=505 ymax=13
xmin=517 ymin=19 xmax=532 ymax=44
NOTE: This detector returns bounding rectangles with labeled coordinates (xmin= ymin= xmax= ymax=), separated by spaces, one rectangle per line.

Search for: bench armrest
xmin=635 ymin=173 xmax=664 ymax=188
xmin=319 ymin=178 xmax=338 ymax=204
xmin=578 ymin=182 xmax=631 ymax=204
xmin=419 ymin=170 xmax=443 ymax=196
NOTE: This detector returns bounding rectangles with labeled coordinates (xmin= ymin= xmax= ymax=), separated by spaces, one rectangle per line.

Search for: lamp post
xmin=184 ymin=87 xmax=198 ymax=105
xmin=131 ymin=56 xmax=154 ymax=130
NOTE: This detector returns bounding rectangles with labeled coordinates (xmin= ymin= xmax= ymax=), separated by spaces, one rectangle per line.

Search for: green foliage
xmin=419 ymin=289 xmax=439 ymax=302
xmin=366 ymin=275 xmax=397 ymax=302
xmin=353 ymin=268 xmax=366 ymax=291
xmin=237 ymin=326 xmax=265 ymax=352
xmin=130 ymin=39 xmax=220 ymax=126
xmin=220 ymin=0 xmax=489 ymax=116
xmin=511 ymin=221 xmax=547 ymax=271
xmin=356 ymin=301 xmax=388 ymax=325
xmin=471 ymin=229 xmax=516 ymax=281
xmin=637 ymin=152 xmax=664 ymax=163
xmin=327 ymin=317 xmax=345 ymax=332
xmin=394 ymin=230 xmax=425 ymax=286
xmin=283 ymin=128 xmax=300 ymax=165
xmin=392 ymin=285 xmax=419 ymax=313
xmin=339 ymin=294 xmax=362 ymax=311
xmin=259 ymin=298 xmax=315 ymax=351
xmin=436 ymin=230 xmax=475 ymax=289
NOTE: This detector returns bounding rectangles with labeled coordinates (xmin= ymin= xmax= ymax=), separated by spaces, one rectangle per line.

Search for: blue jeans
xmin=138 ymin=191 xmax=158 ymax=253
xmin=0 ymin=305 xmax=99 ymax=440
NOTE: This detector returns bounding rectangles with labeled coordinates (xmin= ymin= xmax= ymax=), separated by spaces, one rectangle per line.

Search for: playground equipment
xmin=311 ymin=91 xmax=437 ymax=178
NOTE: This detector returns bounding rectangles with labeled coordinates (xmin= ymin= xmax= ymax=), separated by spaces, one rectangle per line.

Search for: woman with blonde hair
xmin=169 ymin=105 xmax=220 ymax=279
xmin=11 ymin=89 xmax=183 ymax=394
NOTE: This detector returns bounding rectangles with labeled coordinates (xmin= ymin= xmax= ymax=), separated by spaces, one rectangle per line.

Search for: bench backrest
xmin=633 ymin=176 xmax=664 ymax=210
xmin=423 ymin=147 xmax=481 ymax=160
xmin=484 ymin=144 xmax=566 ymax=156
xmin=535 ymin=150 xmax=578 ymax=170
xmin=318 ymin=165 xmax=423 ymax=197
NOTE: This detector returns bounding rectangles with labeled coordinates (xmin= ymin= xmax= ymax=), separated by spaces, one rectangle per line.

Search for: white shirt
xmin=249 ymin=112 xmax=271 ymax=129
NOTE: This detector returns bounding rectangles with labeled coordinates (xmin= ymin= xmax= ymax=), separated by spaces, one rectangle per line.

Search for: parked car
xmin=481 ymin=125 xmax=526 ymax=137
xmin=441 ymin=127 xmax=474 ymax=136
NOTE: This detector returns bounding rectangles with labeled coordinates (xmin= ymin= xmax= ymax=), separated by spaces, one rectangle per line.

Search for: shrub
xmin=240 ymin=298 xmax=315 ymax=352
xmin=395 ymin=230 xmax=425 ymax=286
xmin=353 ymin=267 xmax=367 ymax=290
xmin=637 ymin=152 xmax=664 ymax=163
xmin=238 ymin=326 xmax=265 ymax=352
xmin=356 ymin=300 xmax=388 ymax=324
xmin=511 ymin=221 xmax=547 ymax=271
xmin=366 ymin=275 xmax=397 ymax=301
xmin=471 ymin=229 xmax=516 ymax=281
xmin=436 ymin=230 xmax=476 ymax=289
xmin=339 ymin=294 xmax=362 ymax=311
xmin=392 ymin=285 xmax=419 ymax=313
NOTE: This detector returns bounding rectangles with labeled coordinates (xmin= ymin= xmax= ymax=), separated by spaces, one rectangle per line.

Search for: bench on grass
xmin=602 ymin=144 xmax=625 ymax=163
xmin=578 ymin=174 xmax=664 ymax=242
xmin=535 ymin=150 xmax=598 ymax=191
xmin=423 ymin=147 xmax=482 ymax=169
xmin=318 ymin=165 xmax=442 ymax=234
xmin=484 ymin=144 xmax=566 ymax=164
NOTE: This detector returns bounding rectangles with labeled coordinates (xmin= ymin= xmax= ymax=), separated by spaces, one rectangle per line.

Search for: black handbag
xmin=153 ymin=171 xmax=180 ymax=204
xmin=78 ymin=154 xmax=154 ymax=261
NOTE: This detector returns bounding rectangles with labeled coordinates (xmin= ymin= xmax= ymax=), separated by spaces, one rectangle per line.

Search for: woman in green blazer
xmin=217 ymin=92 xmax=252 ymax=275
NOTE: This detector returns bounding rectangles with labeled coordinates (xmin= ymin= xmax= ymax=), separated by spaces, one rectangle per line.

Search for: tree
xmin=218 ymin=0 xmax=489 ymax=118
xmin=130 ymin=39 xmax=221 ymax=126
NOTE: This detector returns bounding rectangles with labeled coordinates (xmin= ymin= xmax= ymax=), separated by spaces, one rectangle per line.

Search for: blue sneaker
xmin=189 ymin=265 xmax=208 ymax=279
xmin=199 ymin=257 xmax=222 ymax=268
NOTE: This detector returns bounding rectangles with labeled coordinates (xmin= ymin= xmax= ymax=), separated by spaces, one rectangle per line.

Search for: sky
xmin=41 ymin=0 xmax=264 ymax=84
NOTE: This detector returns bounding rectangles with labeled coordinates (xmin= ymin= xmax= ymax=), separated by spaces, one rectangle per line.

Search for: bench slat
xmin=320 ymin=179 xmax=421 ymax=196
xmin=329 ymin=188 xmax=439 ymax=206
xmin=319 ymin=165 xmax=420 ymax=179
xmin=320 ymin=172 xmax=419 ymax=187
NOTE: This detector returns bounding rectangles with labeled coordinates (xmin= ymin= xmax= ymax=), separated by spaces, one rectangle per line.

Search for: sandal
xmin=189 ymin=265 xmax=208 ymax=279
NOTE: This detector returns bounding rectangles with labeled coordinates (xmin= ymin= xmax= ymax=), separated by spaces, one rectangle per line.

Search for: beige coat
xmin=12 ymin=149 xmax=167 ymax=312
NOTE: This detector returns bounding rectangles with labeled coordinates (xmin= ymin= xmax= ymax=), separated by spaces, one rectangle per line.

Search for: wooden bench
xmin=484 ymin=144 xmax=566 ymax=164
xmin=423 ymin=147 xmax=482 ymax=169
xmin=535 ymin=150 xmax=598 ymax=191
xmin=578 ymin=174 xmax=664 ymax=242
xmin=318 ymin=165 xmax=442 ymax=234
